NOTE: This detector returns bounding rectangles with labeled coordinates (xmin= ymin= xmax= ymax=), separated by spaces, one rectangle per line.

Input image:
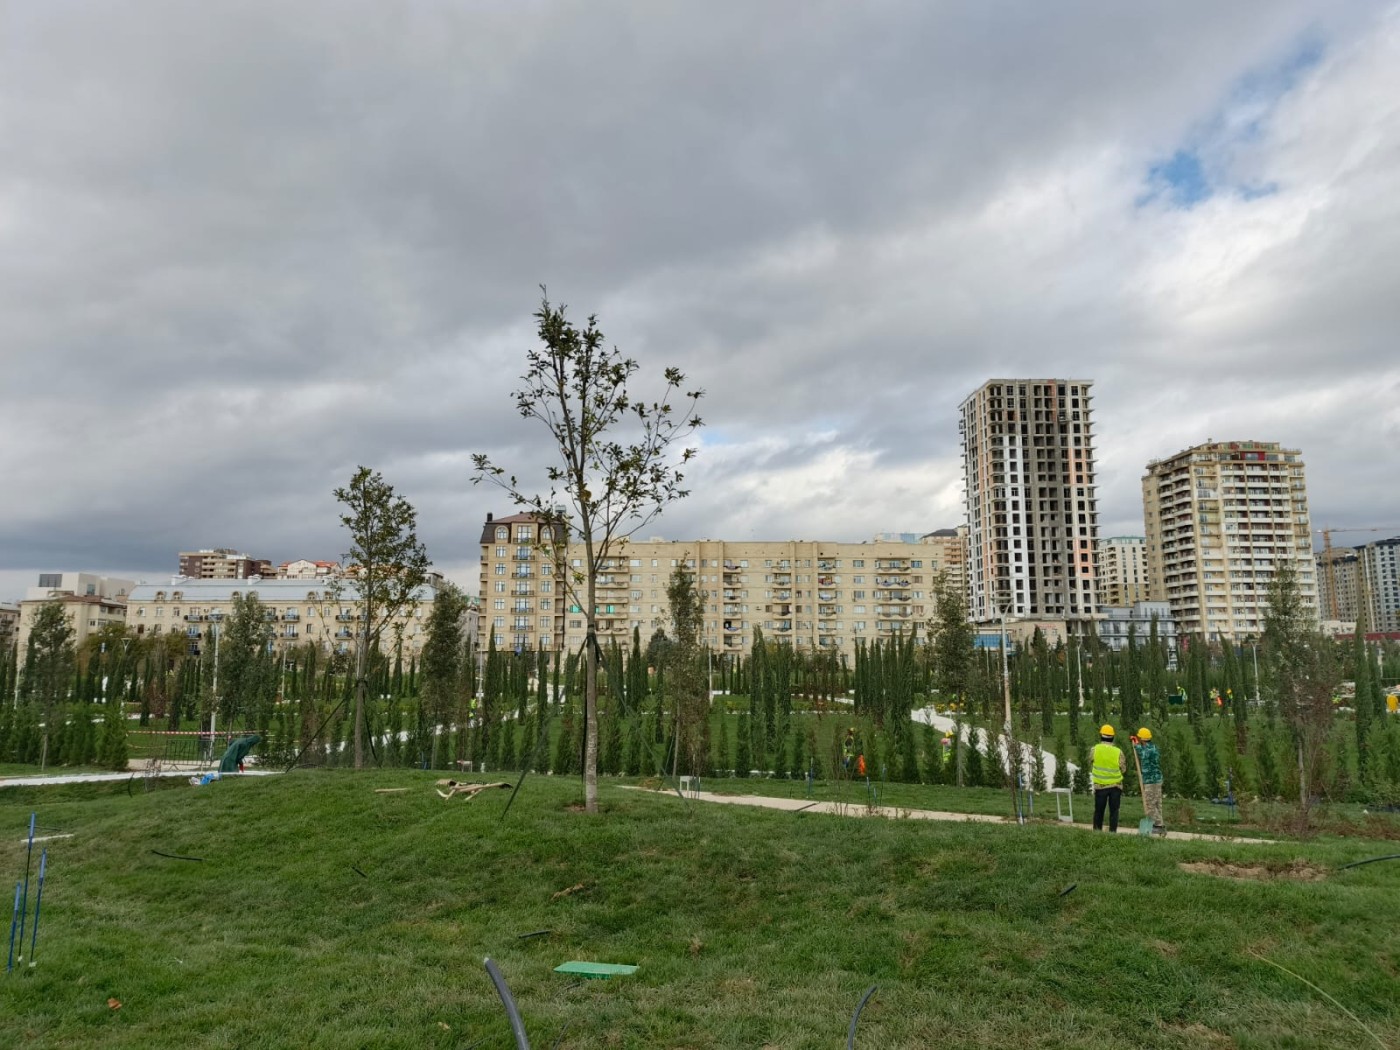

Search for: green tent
xmin=218 ymin=734 xmax=261 ymax=773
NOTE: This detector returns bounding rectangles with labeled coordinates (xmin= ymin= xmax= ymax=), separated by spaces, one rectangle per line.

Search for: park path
xmin=0 ymin=768 xmax=277 ymax=789
xmin=627 ymin=786 xmax=1272 ymax=844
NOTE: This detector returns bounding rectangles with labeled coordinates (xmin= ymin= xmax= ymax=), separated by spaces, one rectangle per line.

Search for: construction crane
xmin=1315 ymin=526 xmax=1400 ymax=622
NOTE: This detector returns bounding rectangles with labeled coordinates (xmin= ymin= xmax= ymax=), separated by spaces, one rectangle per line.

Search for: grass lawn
xmin=3 ymin=771 xmax=1399 ymax=1048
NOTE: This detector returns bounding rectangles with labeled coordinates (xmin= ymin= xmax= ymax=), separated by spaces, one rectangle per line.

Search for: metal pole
xmin=27 ymin=850 xmax=46 ymax=964
xmin=6 ymin=882 xmax=19 ymax=972
xmin=210 ymin=623 xmax=219 ymax=760
xmin=1252 ymin=644 xmax=1260 ymax=706
xmin=1001 ymin=610 xmax=1022 ymax=823
xmin=16 ymin=813 xmax=34 ymax=955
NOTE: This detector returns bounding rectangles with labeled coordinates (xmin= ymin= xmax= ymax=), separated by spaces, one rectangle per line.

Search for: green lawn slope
xmin=2 ymin=772 xmax=1398 ymax=1049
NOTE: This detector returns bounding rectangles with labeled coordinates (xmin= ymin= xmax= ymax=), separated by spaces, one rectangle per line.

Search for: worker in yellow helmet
xmin=1091 ymin=724 xmax=1128 ymax=832
xmin=1130 ymin=727 xmax=1164 ymax=835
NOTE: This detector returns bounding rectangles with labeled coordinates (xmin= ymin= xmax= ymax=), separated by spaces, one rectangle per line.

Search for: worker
xmin=1131 ymin=727 xmax=1164 ymax=835
xmin=842 ymin=727 xmax=856 ymax=772
xmin=941 ymin=731 xmax=953 ymax=766
xmin=1091 ymin=723 xmax=1128 ymax=832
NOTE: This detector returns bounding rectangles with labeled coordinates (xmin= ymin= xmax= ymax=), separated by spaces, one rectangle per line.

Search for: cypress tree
xmin=1202 ymin=727 xmax=1224 ymax=800
xmin=713 ymin=714 xmax=731 ymax=776
xmin=964 ymin=731 xmax=984 ymax=787
xmin=1073 ymin=741 xmax=1092 ymax=795
xmin=734 ymin=713 xmax=752 ymax=778
xmin=1172 ymin=730 xmax=1200 ymax=799
xmin=1052 ymin=734 xmax=1069 ymax=789
xmin=1031 ymin=738 xmax=1047 ymax=792
xmin=1254 ymin=735 xmax=1279 ymax=800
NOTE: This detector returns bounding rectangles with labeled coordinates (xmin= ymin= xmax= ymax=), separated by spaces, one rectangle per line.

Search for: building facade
xmin=15 ymin=594 xmax=129 ymax=664
xmin=277 ymin=559 xmax=341 ymax=580
xmin=1095 ymin=600 xmax=1178 ymax=655
xmin=1318 ymin=537 xmax=1400 ymax=633
xmin=1098 ymin=536 xmax=1150 ymax=606
xmin=177 ymin=549 xmax=274 ymax=580
xmin=1142 ymin=440 xmax=1316 ymax=641
xmin=477 ymin=513 xmax=569 ymax=656
xmin=477 ymin=515 xmax=966 ymax=664
xmin=124 ymin=578 xmax=439 ymax=657
xmin=959 ymin=378 xmax=1100 ymax=629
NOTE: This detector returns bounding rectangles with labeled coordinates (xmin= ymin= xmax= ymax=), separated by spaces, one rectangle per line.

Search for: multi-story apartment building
xmin=1318 ymin=537 xmax=1400 ymax=632
xmin=1142 ymin=440 xmax=1316 ymax=641
xmin=1098 ymin=536 xmax=1150 ymax=606
xmin=14 ymin=573 xmax=137 ymax=666
xmin=177 ymin=549 xmax=274 ymax=580
xmin=124 ymin=578 xmax=440 ymax=657
xmin=478 ymin=513 xmax=569 ymax=655
xmin=959 ymin=378 xmax=1100 ymax=629
xmin=1096 ymin=600 xmax=1178 ymax=655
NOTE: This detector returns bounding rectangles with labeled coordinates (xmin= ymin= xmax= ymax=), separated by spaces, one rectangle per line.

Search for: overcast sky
xmin=3 ymin=1 xmax=1399 ymax=601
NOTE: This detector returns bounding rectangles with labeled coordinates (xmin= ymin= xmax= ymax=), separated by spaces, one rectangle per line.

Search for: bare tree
xmin=473 ymin=293 xmax=702 ymax=812
xmin=334 ymin=466 xmax=431 ymax=770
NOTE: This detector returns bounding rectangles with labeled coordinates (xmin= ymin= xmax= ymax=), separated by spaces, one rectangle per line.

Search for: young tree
xmin=420 ymin=582 xmax=469 ymax=767
xmin=334 ymin=466 xmax=431 ymax=770
xmin=472 ymin=294 xmax=703 ymax=812
xmin=22 ymin=601 xmax=76 ymax=770
xmin=929 ymin=574 xmax=974 ymax=707
xmin=218 ymin=593 xmax=275 ymax=729
xmin=1261 ymin=562 xmax=1338 ymax=814
xmin=665 ymin=567 xmax=709 ymax=776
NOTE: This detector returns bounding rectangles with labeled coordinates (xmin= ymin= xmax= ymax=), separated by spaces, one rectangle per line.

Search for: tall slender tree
xmin=334 ymin=466 xmax=431 ymax=770
xmin=472 ymin=293 xmax=703 ymax=813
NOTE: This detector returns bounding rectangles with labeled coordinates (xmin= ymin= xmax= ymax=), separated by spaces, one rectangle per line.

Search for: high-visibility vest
xmin=1091 ymin=743 xmax=1123 ymax=788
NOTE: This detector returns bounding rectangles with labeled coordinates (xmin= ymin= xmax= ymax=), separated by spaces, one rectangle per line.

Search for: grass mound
xmin=2 ymin=771 xmax=1398 ymax=1048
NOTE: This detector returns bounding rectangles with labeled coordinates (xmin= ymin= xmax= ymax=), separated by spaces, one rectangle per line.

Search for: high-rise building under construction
xmin=959 ymin=378 xmax=1100 ymax=629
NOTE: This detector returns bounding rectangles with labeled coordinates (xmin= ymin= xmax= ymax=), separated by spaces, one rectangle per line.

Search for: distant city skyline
xmin=4 ymin=2 xmax=1398 ymax=601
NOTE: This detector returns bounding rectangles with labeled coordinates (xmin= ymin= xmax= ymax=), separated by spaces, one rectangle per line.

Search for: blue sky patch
xmin=1139 ymin=31 xmax=1325 ymax=210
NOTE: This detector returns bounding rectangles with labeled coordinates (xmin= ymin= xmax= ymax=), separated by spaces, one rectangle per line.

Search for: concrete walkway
xmin=0 ymin=769 xmax=276 ymax=789
xmin=627 ymin=787 xmax=1272 ymax=844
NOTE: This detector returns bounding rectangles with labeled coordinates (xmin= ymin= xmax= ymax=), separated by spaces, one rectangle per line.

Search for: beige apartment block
xmin=1098 ymin=536 xmax=1150 ymax=606
xmin=177 ymin=549 xmax=274 ymax=580
xmin=125 ymin=578 xmax=439 ymax=657
xmin=478 ymin=513 xmax=570 ymax=655
xmin=15 ymin=593 xmax=129 ymax=665
xmin=1142 ymin=440 xmax=1316 ymax=642
xmin=960 ymin=379 xmax=1100 ymax=629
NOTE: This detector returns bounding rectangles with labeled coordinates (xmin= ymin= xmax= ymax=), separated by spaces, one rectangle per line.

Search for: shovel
xmin=1130 ymin=740 xmax=1155 ymax=837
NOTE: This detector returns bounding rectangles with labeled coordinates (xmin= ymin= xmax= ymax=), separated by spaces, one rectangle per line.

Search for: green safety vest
xmin=1091 ymin=743 xmax=1123 ymax=788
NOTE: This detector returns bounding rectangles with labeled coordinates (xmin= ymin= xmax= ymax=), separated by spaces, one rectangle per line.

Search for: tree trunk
xmin=584 ymin=624 xmax=599 ymax=812
xmin=354 ymin=630 xmax=368 ymax=770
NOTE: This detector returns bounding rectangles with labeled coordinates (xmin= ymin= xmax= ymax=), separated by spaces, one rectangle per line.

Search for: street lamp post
xmin=1000 ymin=607 xmax=1024 ymax=824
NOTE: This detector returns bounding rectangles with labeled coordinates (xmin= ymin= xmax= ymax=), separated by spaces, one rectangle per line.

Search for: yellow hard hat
xmin=1099 ymin=724 xmax=1115 ymax=738
xmin=1137 ymin=727 xmax=1152 ymax=741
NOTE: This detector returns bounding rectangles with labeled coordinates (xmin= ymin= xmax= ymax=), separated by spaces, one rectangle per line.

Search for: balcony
xmin=283 ymin=612 xmax=300 ymax=621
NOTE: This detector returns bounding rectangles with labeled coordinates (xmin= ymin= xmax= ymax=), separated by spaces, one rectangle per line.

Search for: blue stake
xmin=28 ymin=851 xmax=47 ymax=965
xmin=16 ymin=813 xmax=35 ymax=955
xmin=6 ymin=881 xmax=20 ymax=972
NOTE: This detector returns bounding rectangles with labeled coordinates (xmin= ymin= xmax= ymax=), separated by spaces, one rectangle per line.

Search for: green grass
xmin=3 ymin=772 xmax=1400 ymax=1048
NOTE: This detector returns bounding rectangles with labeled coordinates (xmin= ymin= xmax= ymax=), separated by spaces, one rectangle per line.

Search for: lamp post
xmin=1000 ymin=607 xmax=1024 ymax=823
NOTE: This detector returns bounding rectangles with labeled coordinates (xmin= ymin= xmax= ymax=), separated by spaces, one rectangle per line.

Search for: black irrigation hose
xmin=548 ymin=1020 xmax=572 ymax=1050
xmin=484 ymin=957 xmax=531 ymax=1050
xmin=847 ymin=985 xmax=878 ymax=1049
xmin=516 ymin=929 xmax=552 ymax=940
xmin=151 ymin=850 xmax=204 ymax=862
xmin=1336 ymin=854 xmax=1400 ymax=871
xmin=352 ymin=866 xmax=368 ymax=879
xmin=794 ymin=802 xmax=818 ymax=813
xmin=1058 ymin=884 xmax=1078 ymax=897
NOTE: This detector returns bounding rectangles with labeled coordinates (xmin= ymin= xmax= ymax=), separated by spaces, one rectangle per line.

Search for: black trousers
xmin=1093 ymin=787 xmax=1122 ymax=832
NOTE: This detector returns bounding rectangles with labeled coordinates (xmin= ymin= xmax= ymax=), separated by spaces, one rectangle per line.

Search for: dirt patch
xmin=1179 ymin=860 xmax=1328 ymax=882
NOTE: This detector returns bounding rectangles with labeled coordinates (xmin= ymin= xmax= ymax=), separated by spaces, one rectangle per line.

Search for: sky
xmin=3 ymin=1 xmax=1399 ymax=601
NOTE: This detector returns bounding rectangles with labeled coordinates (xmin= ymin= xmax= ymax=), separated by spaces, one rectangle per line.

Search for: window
xmin=494 ymin=565 xmax=506 ymax=575
xmin=494 ymin=582 xmax=506 ymax=593
xmin=496 ymin=526 xmax=508 ymax=540
xmin=496 ymin=546 xmax=507 ymax=557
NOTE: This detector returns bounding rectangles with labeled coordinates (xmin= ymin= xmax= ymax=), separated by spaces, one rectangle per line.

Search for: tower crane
xmin=1314 ymin=526 xmax=1400 ymax=622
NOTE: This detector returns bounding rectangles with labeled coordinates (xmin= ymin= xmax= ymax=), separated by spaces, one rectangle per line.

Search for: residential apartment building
xmin=959 ymin=378 xmax=1100 ymax=629
xmin=124 ymin=578 xmax=440 ymax=657
xmin=14 ymin=570 xmax=135 ymax=665
xmin=277 ymin=559 xmax=341 ymax=580
xmin=1142 ymin=440 xmax=1316 ymax=642
xmin=177 ymin=548 xmax=274 ymax=580
xmin=1098 ymin=536 xmax=1150 ymax=606
xmin=0 ymin=602 xmax=18 ymax=652
xmin=476 ymin=514 xmax=963 ymax=663
xmin=24 ymin=572 xmax=135 ymax=602
xmin=478 ymin=513 xmax=569 ymax=655
xmin=1318 ymin=536 xmax=1400 ymax=633
xmin=1096 ymin=600 xmax=1179 ymax=655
